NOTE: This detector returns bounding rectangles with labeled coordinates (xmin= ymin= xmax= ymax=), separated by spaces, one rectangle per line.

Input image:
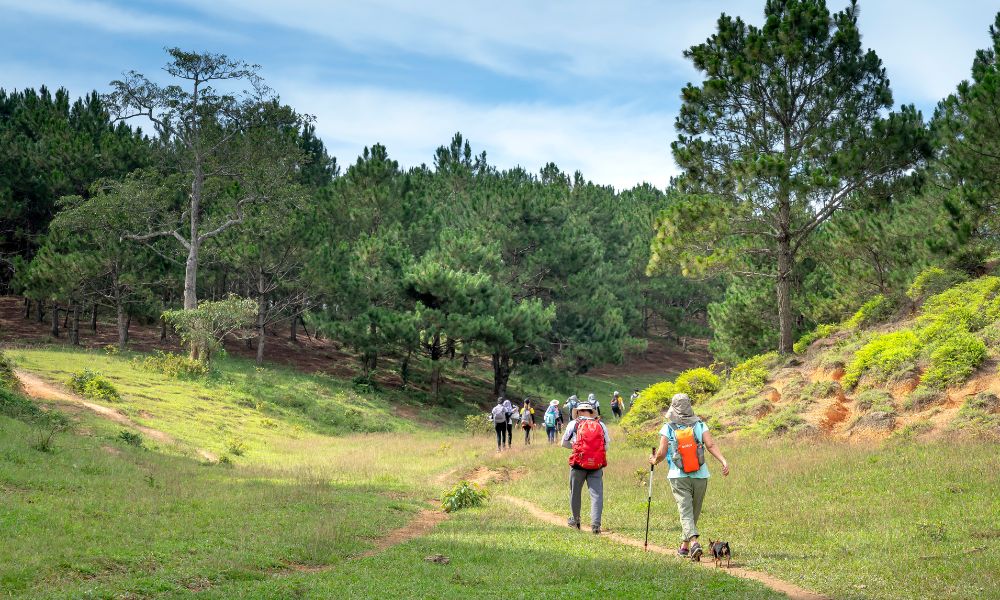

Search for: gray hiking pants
xmin=568 ymin=467 xmax=604 ymax=528
xmin=669 ymin=476 xmax=708 ymax=541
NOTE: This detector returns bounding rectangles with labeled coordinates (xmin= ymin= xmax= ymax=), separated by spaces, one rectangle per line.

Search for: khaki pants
xmin=669 ymin=477 xmax=708 ymax=541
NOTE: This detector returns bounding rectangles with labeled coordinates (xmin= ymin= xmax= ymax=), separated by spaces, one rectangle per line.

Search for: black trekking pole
xmin=644 ymin=446 xmax=655 ymax=551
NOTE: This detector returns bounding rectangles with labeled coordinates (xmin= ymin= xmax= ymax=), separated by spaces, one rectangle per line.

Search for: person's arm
xmin=601 ymin=422 xmax=611 ymax=449
xmin=702 ymin=430 xmax=730 ymax=476
xmin=650 ymin=434 xmax=670 ymax=466
xmin=560 ymin=421 xmax=576 ymax=449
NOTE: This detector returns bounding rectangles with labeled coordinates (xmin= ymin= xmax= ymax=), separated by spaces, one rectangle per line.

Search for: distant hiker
xmin=555 ymin=405 xmax=565 ymax=434
xmin=566 ymin=394 xmax=579 ymax=418
xmin=490 ymin=399 xmax=508 ymax=452
xmin=562 ymin=402 xmax=610 ymax=535
xmin=544 ymin=400 xmax=559 ymax=443
xmin=649 ymin=393 xmax=730 ymax=561
xmin=587 ymin=393 xmax=601 ymax=417
xmin=610 ymin=391 xmax=624 ymax=420
xmin=502 ymin=397 xmax=514 ymax=447
xmin=521 ymin=400 xmax=535 ymax=445
xmin=630 ymin=389 xmax=640 ymax=407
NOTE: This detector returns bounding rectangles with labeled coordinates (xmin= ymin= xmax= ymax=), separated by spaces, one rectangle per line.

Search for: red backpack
xmin=569 ymin=419 xmax=607 ymax=470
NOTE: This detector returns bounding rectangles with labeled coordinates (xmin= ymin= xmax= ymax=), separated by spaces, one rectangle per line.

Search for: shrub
xmin=752 ymin=404 xmax=806 ymax=436
xmin=917 ymin=277 xmax=1000 ymax=343
xmin=134 ymin=351 xmax=209 ymax=378
xmin=803 ymin=380 xmax=840 ymax=400
xmin=842 ymin=330 xmax=920 ymax=389
xmin=226 ymin=437 xmax=248 ymax=456
xmin=162 ymin=295 xmax=257 ymax=363
xmin=464 ymin=413 xmax=491 ymax=437
xmin=441 ymin=481 xmax=488 ymax=513
xmin=951 ymin=392 xmax=1000 ymax=436
xmin=67 ymin=369 xmax=121 ymax=402
xmin=793 ymin=323 xmax=839 ymax=354
xmin=103 ymin=344 xmax=120 ymax=356
xmin=844 ymin=295 xmax=897 ymax=329
xmin=921 ymin=332 xmax=987 ymax=389
xmin=729 ymin=352 xmax=780 ymax=389
xmin=674 ymin=368 xmax=721 ymax=402
xmin=0 ymin=387 xmax=43 ymax=421
xmin=0 ymin=351 xmax=20 ymax=392
xmin=904 ymin=388 xmax=946 ymax=412
xmin=620 ymin=381 xmax=677 ymax=430
xmin=907 ymin=267 xmax=967 ymax=304
xmin=854 ymin=389 xmax=895 ymax=413
xmin=118 ymin=430 xmax=144 ymax=447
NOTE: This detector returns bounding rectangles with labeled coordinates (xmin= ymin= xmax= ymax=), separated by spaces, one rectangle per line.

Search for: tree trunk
xmin=400 ymin=348 xmax=411 ymax=386
xmin=183 ymin=240 xmax=199 ymax=310
xmin=255 ymin=287 xmax=266 ymax=366
xmin=429 ymin=332 xmax=443 ymax=398
xmin=492 ymin=351 xmax=512 ymax=399
xmin=36 ymin=299 xmax=44 ymax=323
xmin=23 ymin=297 xmax=30 ymax=319
xmin=50 ymin=304 xmax=60 ymax=337
xmin=70 ymin=304 xmax=81 ymax=346
xmin=290 ymin=307 xmax=298 ymax=342
xmin=91 ymin=305 xmax=98 ymax=333
xmin=116 ymin=304 xmax=128 ymax=350
xmin=776 ymin=231 xmax=794 ymax=354
xmin=446 ymin=337 xmax=456 ymax=360
xmin=160 ymin=315 xmax=167 ymax=341
xmin=63 ymin=308 xmax=70 ymax=329
xmin=125 ymin=313 xmax=132 ymax=345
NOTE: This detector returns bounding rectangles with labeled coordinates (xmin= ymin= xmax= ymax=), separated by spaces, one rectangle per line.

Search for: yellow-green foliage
xmin=922 ymin=332 xmax=987 ymax=389
xmin=674 ymin=367 xmax=720 ymax=402
xmin=842 ymin=330 xmax=920 ymax=389
xmin=68 ymin=369 xmax=122 ymax=402
xmin=844 ymin=295 xmax=896 ymax=329
xmin=906 ymin=267 xmax=967 ymax=304
xmin=621 ymin=381 xmax=677 ymax=430
xmin=0 ymin=351 xmax=20 ymax=392
xmin=134 ymin=351 xmax=210 ymax=378
xmin=751 ymin=403 xmax=807 ymax=436
xmin=854 ymin=389 xmax=895 ymax=413
xmin=951 ymin=392 xmax=1000 ymax=436
xmin=793 ymin=323 xmax=839 ymax=354
xmin=729 ymin=351 xmax=779 ymax=389
xmin=916 ymin=277 xmax=1000 ymax=344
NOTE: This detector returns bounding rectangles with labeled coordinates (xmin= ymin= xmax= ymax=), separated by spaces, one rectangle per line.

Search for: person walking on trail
xmin=502 ymin=397 xmax=514 ymax=448
xmin=610 ymin=391 xmax=624 ymax=420
xmin=629 ymin=389 xmax=640 ymax=408
xmin=566 ymin=394 xmax=579 ymax=419
xmin=649 ymin=393 xmax=730 ymax=561
xmin=520 ymin=400 xmax=535 ymax=445
xmin=544 ymin=400 xmax=559 ymax=443
xmin=587 ymin=393 xmax=601 ymax=417
xmin=562 ymin=402 xmax=610 ymax=535
xmin=490 ymin=399 xmax=508 ymax=452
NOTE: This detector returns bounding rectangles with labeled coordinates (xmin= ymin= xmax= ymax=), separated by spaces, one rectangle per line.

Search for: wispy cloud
xmin=281 ymin=83 xmax=678 ymax=189
xmin=0 ymin=0 xmax=221 ymax=37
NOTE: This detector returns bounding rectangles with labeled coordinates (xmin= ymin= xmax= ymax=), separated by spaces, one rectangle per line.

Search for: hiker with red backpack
xmin=561 ymin=401 xmax=610 ymax=535
xmin=649 ymin=393 xmax=730 ymax=561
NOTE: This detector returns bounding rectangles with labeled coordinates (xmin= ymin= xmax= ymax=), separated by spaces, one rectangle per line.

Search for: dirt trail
xmin=15 ymin=369 xmax=218 ymax=461
xmin=357 ymin=509 xmax=449 ymax=558
xmin=500 ymin=495 xmax=830 ymax=600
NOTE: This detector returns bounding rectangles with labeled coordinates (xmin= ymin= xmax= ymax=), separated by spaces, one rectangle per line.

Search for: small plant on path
xmin=441 ymin=481 xmax=488 ymax=513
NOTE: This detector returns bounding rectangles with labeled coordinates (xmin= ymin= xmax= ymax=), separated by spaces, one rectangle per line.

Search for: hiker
xmin=649 ymin=393 xmax=730 ymax=561
xmin=587 ymin=393 xmax=601 ymax=417
xmin=521 ymin=400 xmax=535 ymax=445
xmin=544 ymin=400 xmax=559 ymax=443
xmin=555 ymin=404 xmax=565 ymax=434
xmin=490 ymin=398 xmax=508 ymax=452
xmin=629 ymin=389 xmax=640 ymax=407
xmin=502 ymin=397 xmax=515 ymax=447
xmin=562 ymin=402 xmax=610 ymax=535
xmin=610 ymin=391 xmax=624 ymax=420
xmin=566 ymin=394 xmax=579 ymax=418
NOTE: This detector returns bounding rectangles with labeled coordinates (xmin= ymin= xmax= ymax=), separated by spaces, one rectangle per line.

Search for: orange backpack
xmin=668 ymin=423 xmax=705 ymax=473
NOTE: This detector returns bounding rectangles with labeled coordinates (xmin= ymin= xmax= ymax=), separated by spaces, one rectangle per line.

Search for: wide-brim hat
xmin=575 ymin=402 xmax=595 ymax=413
xmin=550 ymin=399 xmax=559 ymax=406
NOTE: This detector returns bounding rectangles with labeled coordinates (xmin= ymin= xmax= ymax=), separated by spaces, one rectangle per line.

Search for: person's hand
xmin=720 ymin=460 xmax=730 ymax=477
xmin=648 ymin=455 xmax=658 ymax=466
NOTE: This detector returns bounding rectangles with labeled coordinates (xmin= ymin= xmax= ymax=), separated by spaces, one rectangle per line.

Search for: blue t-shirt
xmin=659 ymin=421 xmax=709 ymax=479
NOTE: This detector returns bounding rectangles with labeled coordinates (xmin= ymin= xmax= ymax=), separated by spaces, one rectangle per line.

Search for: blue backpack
xmin=544 ymin=410 xmax=557 ymax=427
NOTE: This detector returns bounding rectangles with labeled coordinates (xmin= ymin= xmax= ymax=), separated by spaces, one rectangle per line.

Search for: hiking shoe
xmin=676 ymin=545 xmax=689 ymax=557
xmin=567 ymin=519 xmax=581 ymax=530
xmin=689 ymin=541 xmax=703 ymax=562
xmin=592 ymin=526 xmax=601 ymax=535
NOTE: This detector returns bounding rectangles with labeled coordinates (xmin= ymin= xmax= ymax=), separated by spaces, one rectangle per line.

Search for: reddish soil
xmin=500 ymin=495 xmax=830 ymax=600
xmin=820 ymin=400 xmax=849 ymax=432
xmin=587 ymin=337 xmax=710 ymax=378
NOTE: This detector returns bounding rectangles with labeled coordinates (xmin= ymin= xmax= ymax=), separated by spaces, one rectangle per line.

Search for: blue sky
xmin=2 ymin=0 xmax=998 ymax=189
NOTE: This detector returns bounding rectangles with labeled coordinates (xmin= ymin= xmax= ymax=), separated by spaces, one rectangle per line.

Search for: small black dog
xmin=708 ymin=539 xmax=732 ymax=568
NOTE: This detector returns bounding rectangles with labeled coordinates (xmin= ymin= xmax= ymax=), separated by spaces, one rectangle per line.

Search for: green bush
xmin=921 ymin=332 xmax=987 ymax=389
xmin=854 ymin=389 xmax=895 ymax=413
xmin=793 ymin=323 xmax=839 ymax=354
xmin=67 ymin=369 xmax=121 ymax=402
xmin=0 ymin=351 xmax=20 ymax=392
xmin=844 ymin=295 xmax=897 ymax=329
xmin=441 ymin=481 xmax=488 ymax=513
xmin=674 ymin=368 xmax=721 ymax=402
xmin=0 ymin=387 xmax=44 ymax=421
xmin=729 ymin=351 xmax=780 ymax=389
xmin=751 ymin=404 xmax=807 ymax=436
xmin=803 ymin=380 xmax=841 ymax=400
xmin=907 ymin=267 xmax=967 ymax=304
xmin=916 ymin=276 xmax=1000 ymax=344
xmin=226 ymin=437 xmax=247 ymax=456
xmin=118 ymin=430 xmax=144 ymax=447
xmin=464 ymin=413 xmax=491 ymax=437
xmin=134 ymin=351 xmax=209 ymax=378
xmin=842 ymin=330 xmax=920 ymax=389
xmin=620 ymin=381 xmax=677 ymax=431
xmin=951 ymin=392 xmax=1000 ymax=436
xmin=904 ymin=388 xmax=945 ymax=412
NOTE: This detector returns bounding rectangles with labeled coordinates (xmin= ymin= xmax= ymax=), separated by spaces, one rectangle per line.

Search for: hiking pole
xmin=644 ymin=446 xmax=655 ymax=551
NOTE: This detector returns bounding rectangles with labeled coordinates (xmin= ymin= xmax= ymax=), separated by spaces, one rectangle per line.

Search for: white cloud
xmin=281 ymin=83 xmax=679 ymax=189
xmin=0 ymin=0 xmax=221 ymax=36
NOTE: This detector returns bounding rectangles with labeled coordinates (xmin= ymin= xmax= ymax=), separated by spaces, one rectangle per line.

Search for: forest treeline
xmin=2 ymin=3 xmax=1000 ymax=396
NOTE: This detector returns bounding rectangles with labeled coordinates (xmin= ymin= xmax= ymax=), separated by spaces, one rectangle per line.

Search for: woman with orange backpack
xmin=561 ymin=402 xmax=610 ymax=535
xmin=649 ymin=393 xmax=729 ymax=561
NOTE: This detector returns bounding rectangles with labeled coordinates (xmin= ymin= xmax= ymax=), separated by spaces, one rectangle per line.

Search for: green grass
xmin=502 ymin=428 xmax=1000 ymax=600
